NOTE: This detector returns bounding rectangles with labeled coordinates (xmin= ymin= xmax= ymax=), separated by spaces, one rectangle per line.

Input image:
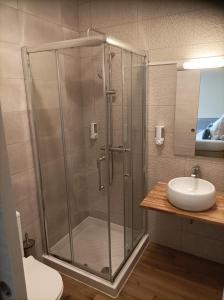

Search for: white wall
xmin=198 ymin=69 xmax=224 ymax=118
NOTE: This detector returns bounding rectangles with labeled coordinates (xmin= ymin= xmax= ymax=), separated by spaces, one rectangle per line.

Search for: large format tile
xmin=147 ymin=13 xmax=195 ymax=50
xmin=22 ymin=12 xmax=63 ymax=45
xmin=147 ymin=131 xmax=174 ymax=158
xmin=11 ymin=168 xmax=37 ymax=203
xmin=149 ymin=64 xmax=177 ymax=106
xmin=91 ymin=0 xmax=138 ymax=29
xmin=7 ymin=141 xmax=34 ymax=175
xmin=60 ymin=0 xmax=78 ymax=30
xmin=29 ymin=51 xmax=58 ymax=81
xmin=184 ymin=158 xmax=224 ymax=192
xmin=78 ymin=0 xmax=91 ymax=32
xmin=0 ymin=79 xmax=27 ymax=112
xmin=148 ymin=211 xmax=182 ymax=250
xmin=38 ymin=134 xmax=63 ymax=164
xmin=2 ymin=111 xmax=30 ymax=145
xmin=0 ymin=0 xmax=18 ymax=8
xmin=31 ymin=80 xmax=60 ymax=110
xmin=192 ymin=8 xmax=224 ymax=44
xmin=147 ymin=105 xmax=175 ymax=133
xmin=0 ymin=4 xmax=22 ymax=43
xmin=149 ymin=41 xmax=224 ymax=62
xmin=0 ymin=44 xmax=23 ymax=78
xmin=18 ymin=0 xmax=61 ymax=24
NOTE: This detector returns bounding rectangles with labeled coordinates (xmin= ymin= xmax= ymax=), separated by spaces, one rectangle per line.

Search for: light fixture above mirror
xmin=183 ymin=56 xmax=224 ymax=70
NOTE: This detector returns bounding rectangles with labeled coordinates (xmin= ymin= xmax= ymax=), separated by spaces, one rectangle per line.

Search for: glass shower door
xmin=131 ymin=54 xmax=146 ymax=246
xmin=122 ymin=51 xmax=146 ymax=258
xmin=57 ymin=45 xmax=111 ymax=279
xmin=28 ymin=50 xmax=72 ymax=263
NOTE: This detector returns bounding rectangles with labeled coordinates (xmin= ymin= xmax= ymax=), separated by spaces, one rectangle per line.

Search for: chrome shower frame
xmin=21 ymin=31 xmax=148 ymax=293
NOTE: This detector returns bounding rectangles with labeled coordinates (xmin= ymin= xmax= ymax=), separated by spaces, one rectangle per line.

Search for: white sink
xmin=167 ymin=177 xmax=216 ymax=212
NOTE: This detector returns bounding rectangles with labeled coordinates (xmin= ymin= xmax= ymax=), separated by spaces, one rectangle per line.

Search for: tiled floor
xmin=51 ymin=217 xmax=124 ymax=275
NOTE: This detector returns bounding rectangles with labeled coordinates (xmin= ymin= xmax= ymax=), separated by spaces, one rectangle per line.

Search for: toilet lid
xmin=23 ymin=256 xmax=63 ymax=300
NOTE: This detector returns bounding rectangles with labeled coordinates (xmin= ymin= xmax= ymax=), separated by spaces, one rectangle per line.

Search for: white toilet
xmin=16 ymin=211 xmax=64 ymax=300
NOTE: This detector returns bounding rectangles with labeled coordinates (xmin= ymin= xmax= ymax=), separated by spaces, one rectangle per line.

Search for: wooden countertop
xmin=140 ymin=182 xmax=224 ymax=226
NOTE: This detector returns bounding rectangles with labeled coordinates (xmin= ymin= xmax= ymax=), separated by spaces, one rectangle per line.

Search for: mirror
xmin=175 ymin=67 xmax=224 ymax=158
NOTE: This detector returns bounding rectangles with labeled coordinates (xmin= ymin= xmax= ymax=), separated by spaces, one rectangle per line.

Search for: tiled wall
xmin=78 ymin=0 xmax=224 ymax=264
xmin=0 ymin=0 xmax=79 ymax=257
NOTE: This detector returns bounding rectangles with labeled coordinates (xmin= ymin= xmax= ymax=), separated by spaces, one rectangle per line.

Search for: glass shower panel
xmin=105 ymin=45 xmax=125 ymax=276
xmin=57 ymin=45 xmax=111 ymax=278
xmin=122 ymin=50 xmax=133 ymax=257
xmin=131 ymin=54 xmax=146 ymax=247
xmin=28 ymin=50 xmax=72 ymax=262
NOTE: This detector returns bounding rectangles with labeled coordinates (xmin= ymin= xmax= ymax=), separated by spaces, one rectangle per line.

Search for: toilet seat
xmin=23 ymin=256 xmax=63 ymax=300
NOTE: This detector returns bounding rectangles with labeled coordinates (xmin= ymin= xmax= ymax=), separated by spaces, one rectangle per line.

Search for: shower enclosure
xmin=22 ymin=29 xmax=148 ymax=293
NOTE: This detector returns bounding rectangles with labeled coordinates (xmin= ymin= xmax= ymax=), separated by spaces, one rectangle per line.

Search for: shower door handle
xmin=97 ymin=155 xmax=105 ymax=191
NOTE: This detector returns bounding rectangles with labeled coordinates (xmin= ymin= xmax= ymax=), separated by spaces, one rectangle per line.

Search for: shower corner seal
xmin=42 ymin=234 xmax=149 ymax=298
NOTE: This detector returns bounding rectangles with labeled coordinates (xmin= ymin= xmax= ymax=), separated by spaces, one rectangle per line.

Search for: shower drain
xmin=101 ymin=266 xmax=110 ymax=274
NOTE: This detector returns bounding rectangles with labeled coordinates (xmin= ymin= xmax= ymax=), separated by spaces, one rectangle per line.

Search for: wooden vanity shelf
xmin=140 ymin=182 xmax=224 ymax=226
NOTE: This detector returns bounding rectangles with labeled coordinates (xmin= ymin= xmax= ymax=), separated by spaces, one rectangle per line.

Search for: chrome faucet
xmin=191 ymin=165 xmax=201 ymax=178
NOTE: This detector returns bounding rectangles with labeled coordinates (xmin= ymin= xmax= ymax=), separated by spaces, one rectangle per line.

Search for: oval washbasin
xmin=167 ymin=177 xmax=216 ymax=212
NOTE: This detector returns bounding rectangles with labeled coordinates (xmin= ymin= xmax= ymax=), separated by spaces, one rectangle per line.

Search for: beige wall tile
xmin=147 ymin=13 xmax=195 ymax=50
xmin=18 ymin=0 xmax=61 ymax=24
xmin=0 ymin=0 xmax=18 ymax=8
xmin=22 ymin=12 xmax=63 ymax=45
xmin=138 ymin=0 xmax=210 ymax=21
xmin=184 ymin=158 xmax=224 ymax=192
xmin=78 ymin=0 xmax=91 ymax=32
xmin=149 ymin=41 xmax=224 ymax=62
xmin=182 ymin=219 xmax=224 ymax=243
xmin=22 ymin=217 xmax=42 ymax=248
xmin=147 ymin=131 xmax=174 ymax=158
xmin=38 ymin=134 xmax=63 ymax=164
xmin=29 ymin=51 xmax=58 ymax=81
xmin=7 ymin=141 xmax=34 ymax=175
xmin=32 ymin=80 xmax=60 ymax=110
xmin=147 ymin=105 xmax=175 ymax=133
xmin=41 ymin=157 xmax=66 ymax=188
xmin=154 ymin=157 xmax=186 ymax=182
xmin=62 ymin=27 xmax=79 ymax=40
xmin=59 ymin=54 xmax=81 ymax=82
xmin=104 ymin=22 xmax=139 ymax=49
xmin=192 ymin=8 xmax=224 ymax=44
xmin=148 ymin=211 xmax=182 ymax=250
xmin=11 ymin=168 xmax=37 ymax=203
xmin=15 ymin=192 xmax=39 ymax=228
xmin=91 ymin=0 xmax=138 ymax=29
xmin=0 ymin=4 xmax=22 ymax=44
xmin=60 ymin=0 xmax=78 ymax=30
xmin=149 ymin=64 xmax=177 ymax=106
xmin=35 ymin=108 xmax=61 ymax=137
xmin=0 ymin=44 xmax=23 ymax=79
xmin=0 ymin=79 xmax=27 ymax=112
xmin=2 ymin=111 xmax=30 ymax=145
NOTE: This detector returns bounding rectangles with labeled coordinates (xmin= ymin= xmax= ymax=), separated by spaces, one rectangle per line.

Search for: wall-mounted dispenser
xmin=90 ymin=122 xmax=98 ymax=140
xmin=155 ymin=125 xmax=165 ymax=145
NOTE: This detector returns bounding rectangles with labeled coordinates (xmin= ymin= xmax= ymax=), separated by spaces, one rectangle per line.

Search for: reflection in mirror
xmin=195 ymin=69 xmax=224 ymax=158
